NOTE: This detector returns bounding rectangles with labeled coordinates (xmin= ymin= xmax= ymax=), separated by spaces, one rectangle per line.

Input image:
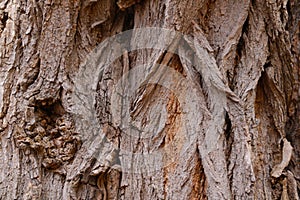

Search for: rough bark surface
xmin=0 ymin=0 xmax=299 ymax=199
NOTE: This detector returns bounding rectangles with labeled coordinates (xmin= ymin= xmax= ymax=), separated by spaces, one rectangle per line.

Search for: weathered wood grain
xmin=0 ymin=0 xmax=299 ymax=199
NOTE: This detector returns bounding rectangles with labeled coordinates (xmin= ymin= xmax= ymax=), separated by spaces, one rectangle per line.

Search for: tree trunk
xmin=0 ymin=0 xmax=299 ymax=199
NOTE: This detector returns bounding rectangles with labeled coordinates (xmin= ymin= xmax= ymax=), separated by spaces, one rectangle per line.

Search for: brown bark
xmin=0 ymin=0 xmax=299 ymax=199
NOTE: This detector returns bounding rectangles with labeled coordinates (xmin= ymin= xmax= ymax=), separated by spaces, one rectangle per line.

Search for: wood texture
xmin=0 ymin=0 xmax=299 ymax=199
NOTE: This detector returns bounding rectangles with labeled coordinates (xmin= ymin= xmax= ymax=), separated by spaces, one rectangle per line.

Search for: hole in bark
xmin=16 ymin=95 xmax=81 ymax=170
xmin=1 ymin=12 xmax=8 ymax=29
xmin=235 ymin=16 xmax=248 ymax=60
xmin=235 ymin=15 xmax=249 ymax=58
xmin=122 ymin=7 xmax=134 ymax=31
xmin=241 ymin=15 xmax=249 ymax=34
xmin=162 ymin=3 xmax=166 ymax=18
xmin=224 ymin=112 xmax=233 ymax=165
xmin=286 ymin=1 xmax=292 ymax=17
xmin=280 ymin=9 xmax=285 ymax=27
xmin=35 ymin=98 xmax=66 ymax=118
xmin=263 ymin=59 xmax=272 ymax=69
xmin=32 ymin=98 xmax=67 ymax=135
xmin=224 ymin=112 xmax=232 ymax=140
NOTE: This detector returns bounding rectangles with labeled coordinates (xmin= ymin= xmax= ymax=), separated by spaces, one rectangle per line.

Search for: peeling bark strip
xmin=0 ymin=0 xmax=299 ymax=199
xmin=271 ymin=139 xmax=293 ymax=178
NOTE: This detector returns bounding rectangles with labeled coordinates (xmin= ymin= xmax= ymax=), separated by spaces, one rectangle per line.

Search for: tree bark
xmin=0 ymin=0 xmax=299 ymax=199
